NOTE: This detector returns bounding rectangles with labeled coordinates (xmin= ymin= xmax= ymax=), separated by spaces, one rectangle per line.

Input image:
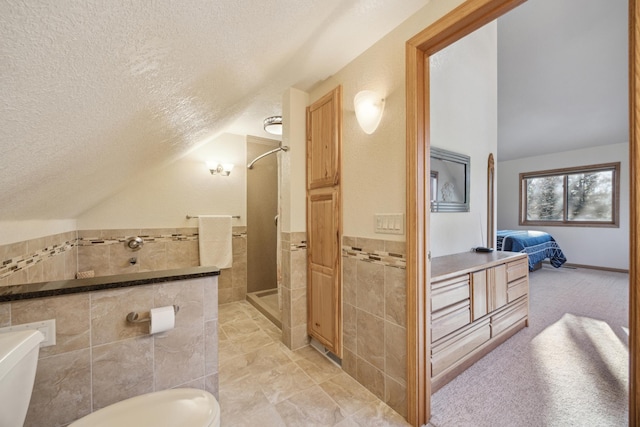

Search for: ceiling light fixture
xmin=354 ymin=90 xmax=385 ymax=134
xmin=263 ymin=116 xmax=283 ymax=135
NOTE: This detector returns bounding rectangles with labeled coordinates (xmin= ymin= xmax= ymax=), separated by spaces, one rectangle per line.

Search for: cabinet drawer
xmin=432 ymin=300 xmax=471 ymax=342
xmin=507 ymin=258 xmax=528 ymax=282
xmin=432 ymin=319 xmax=490 ymax=377
xmin=432 ymin=275 xmax=470 ymax=312
xmin=491 ymin=297 xmax=528 ymax=337
xmin=507 ymin=277 xmax=528 ymax=302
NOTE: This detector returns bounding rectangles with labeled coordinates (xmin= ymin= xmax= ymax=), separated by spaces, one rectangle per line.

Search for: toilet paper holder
xmin=126 ymin=305 xmax=180 ymax=324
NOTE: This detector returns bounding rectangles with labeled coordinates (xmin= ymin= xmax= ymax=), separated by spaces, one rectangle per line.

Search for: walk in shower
xmin=245 ymin=137 xmax=288 ymax=328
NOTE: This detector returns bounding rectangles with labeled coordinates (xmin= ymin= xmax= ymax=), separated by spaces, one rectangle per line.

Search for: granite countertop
xmin=0 ymin=266 xmax=220 ymax=302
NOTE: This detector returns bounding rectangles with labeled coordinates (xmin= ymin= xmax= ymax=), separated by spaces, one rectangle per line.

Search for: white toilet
xmin=0 ymin=329 xmax=44 ymax=427
xmin=0 ymin=329 xmax=220 ymax=427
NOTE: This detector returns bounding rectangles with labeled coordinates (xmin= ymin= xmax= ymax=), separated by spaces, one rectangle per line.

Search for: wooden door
xmin=306 ymin=86 xmax=342 ymax=356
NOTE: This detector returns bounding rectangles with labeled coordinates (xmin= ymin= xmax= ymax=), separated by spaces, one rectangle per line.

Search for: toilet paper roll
xmin=149 ymin=306 xmax=175 ymax=334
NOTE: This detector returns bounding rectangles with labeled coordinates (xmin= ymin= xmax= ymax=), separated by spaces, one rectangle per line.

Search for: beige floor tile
xmin=293 ymin=348 xmax=342 ymax=384
xmin=319 ymin=373 xmax=378 ymax=416
xmin=218 ymin=303 xmax=252 ymax=324
xmin=219 ymin=301 xmax=408 ymax=427
xmin=258 ymin=361 xmax=316 ymax=404
xmin=230 ymin=328 xmax=275 ymax=354
xmin=235 ymin=405 xmax=287 ymax=427
xmin=221 ymin=317 xmax=262 ymax=340
xmin=345 ymin=400 xmax=411 ymax=426
xmin=275 ymin=385 xmax=347 ymax=426
xmin=219 ymin=376 xmax=271 ymax=422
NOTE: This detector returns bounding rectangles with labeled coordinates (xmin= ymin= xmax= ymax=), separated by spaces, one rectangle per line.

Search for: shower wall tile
xmin=78 ymin=245 xmax=110 ymax=276
xmin=11 ymin=275 xmax=220 ymax=427
xmin=218 ymin=269 xmax=232 ymax=289
xmin=0 ymin=231 xmax=77 ymax=287
xmin=110 ymin=243 xmax=141 ymax=275
xmin=139 ymin=241 xmax=168 ymax=272
xmin=342 ymin=235 xmax=407 ymax=419
xmin=166 ymin=240 xmax=199 ymax=269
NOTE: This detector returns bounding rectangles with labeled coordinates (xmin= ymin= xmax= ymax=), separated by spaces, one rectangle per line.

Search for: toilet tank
xmin=0 ymin=330 xmax=44 ymax=427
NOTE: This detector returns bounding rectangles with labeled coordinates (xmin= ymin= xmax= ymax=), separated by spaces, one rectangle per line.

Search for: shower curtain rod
xmin=247 ymin=145 xmax=289 ymax=169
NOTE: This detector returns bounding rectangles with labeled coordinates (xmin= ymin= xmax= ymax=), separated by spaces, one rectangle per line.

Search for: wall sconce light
xmin=206 ymin=161 xmax=234 ymax=176
xmin=263 ymin=116 xmax=283 ymax=135
xmin=354 ymin=90 xmax=385 ymax=134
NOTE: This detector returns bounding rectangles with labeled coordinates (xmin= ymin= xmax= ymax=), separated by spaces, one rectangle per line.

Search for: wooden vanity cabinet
xmin=430 ymin=252 xmax=529 ymax=392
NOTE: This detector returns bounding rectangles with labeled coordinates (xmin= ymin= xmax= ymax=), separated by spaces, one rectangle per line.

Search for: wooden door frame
xmin=405 ymin=0 xmax=639 ymax=425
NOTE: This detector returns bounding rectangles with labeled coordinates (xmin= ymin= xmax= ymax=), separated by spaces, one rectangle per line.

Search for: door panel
xmin=306 ymin=85 xmax=342 ymax=356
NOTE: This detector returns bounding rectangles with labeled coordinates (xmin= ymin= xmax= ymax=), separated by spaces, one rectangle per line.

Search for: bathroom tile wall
xmin=342 ymin=236 xmax=407 ymax=418
xmin=0 ymin=276 xmax=219 ymax=427
xmin=0 ymin=227 xmax=247 ymax=304
xmin=0 ymin=231 xmax=77 ymax=287
xmin=76 ymin=227 xmax=246 ymax=304
xmin=281 ymin=231 xmax=309 ymax=350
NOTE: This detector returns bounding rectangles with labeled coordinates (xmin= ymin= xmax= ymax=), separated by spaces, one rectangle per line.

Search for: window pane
xmin=526 ymin=176 xmax=563 ymax=221
xmin=567 ymin=171 xmax=613 ymax=221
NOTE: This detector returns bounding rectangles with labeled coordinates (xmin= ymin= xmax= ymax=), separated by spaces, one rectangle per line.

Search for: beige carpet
xmin=429 ymin=265 xmax=629 ymax=427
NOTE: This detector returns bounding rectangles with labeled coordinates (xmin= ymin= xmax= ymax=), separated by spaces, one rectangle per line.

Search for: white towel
xmin=198 ymin=215 xmax=233 ymax=269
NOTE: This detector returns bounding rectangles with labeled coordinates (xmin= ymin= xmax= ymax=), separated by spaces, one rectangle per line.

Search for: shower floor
xmin=246 ymin=289 xmax=281 ymax=329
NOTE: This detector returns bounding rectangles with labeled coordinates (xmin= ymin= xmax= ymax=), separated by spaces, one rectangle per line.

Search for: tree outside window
xmin=520 ymin=163 xmax=619 ymax=227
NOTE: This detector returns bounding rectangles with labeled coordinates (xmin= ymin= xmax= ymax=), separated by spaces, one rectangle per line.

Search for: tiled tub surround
xmin=342 ymin=236 xmax=408 ymax=418
xmin=0 ymin=231 xmax=78 ymax=286
xmin=281 ymin=232 xmax=309 ymax=351
xmin=0 ymin=269 xmax=219 ymax=427
xmin=0 ymin=227 xmax=248 ymax=304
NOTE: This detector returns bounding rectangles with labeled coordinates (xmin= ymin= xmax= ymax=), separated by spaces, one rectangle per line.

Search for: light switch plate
xmin=0 ymin=319 xmax=56 ymax=347
xmin=374 ymin=213 xmax=404 ymax=235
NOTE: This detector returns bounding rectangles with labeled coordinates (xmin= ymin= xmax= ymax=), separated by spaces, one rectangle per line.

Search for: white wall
xmin=307 ymin=0 xmax=466 ymax=242
xmin=0 ymin=220 xmax=77 ymax=245
xmin=429 ymin=22 xmax=498 ymax=257
xmin=77 ymin=133 xmax=247 ymax=229
xmin=497 ymin=142 xmax=629 ymax=270
xmin=281 ymin=88 xmax=308 ymax=233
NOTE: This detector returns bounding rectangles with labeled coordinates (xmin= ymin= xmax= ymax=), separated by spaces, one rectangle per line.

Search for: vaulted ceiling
xmin=0 ymin=0 xmax=629 ymax=222
xmin=0 ymin=0 xmax=429 ymax=221
xmin=497 ymin=0 xmax=628 ymax=161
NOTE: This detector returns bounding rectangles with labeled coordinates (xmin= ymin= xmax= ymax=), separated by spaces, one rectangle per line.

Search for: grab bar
xmin=247 ymin=145 xmax=289 ymax=169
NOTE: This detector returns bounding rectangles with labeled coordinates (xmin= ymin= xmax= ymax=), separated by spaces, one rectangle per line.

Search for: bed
xmin=497 ymin=230 xmax=567 ymax=271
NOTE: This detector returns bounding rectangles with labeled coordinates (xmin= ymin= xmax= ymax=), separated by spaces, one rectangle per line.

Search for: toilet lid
xmin=69 ymin=388 xmax=219 ymax=427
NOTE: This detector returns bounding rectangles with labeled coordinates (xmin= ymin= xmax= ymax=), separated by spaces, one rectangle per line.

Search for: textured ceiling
xmin=497 ymin=0 xmax=628 ymax=161
xmin=1 ymin=0 xmax=629 ymax=222
xmin=0 ymin=0 xmax=429 ymax=220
